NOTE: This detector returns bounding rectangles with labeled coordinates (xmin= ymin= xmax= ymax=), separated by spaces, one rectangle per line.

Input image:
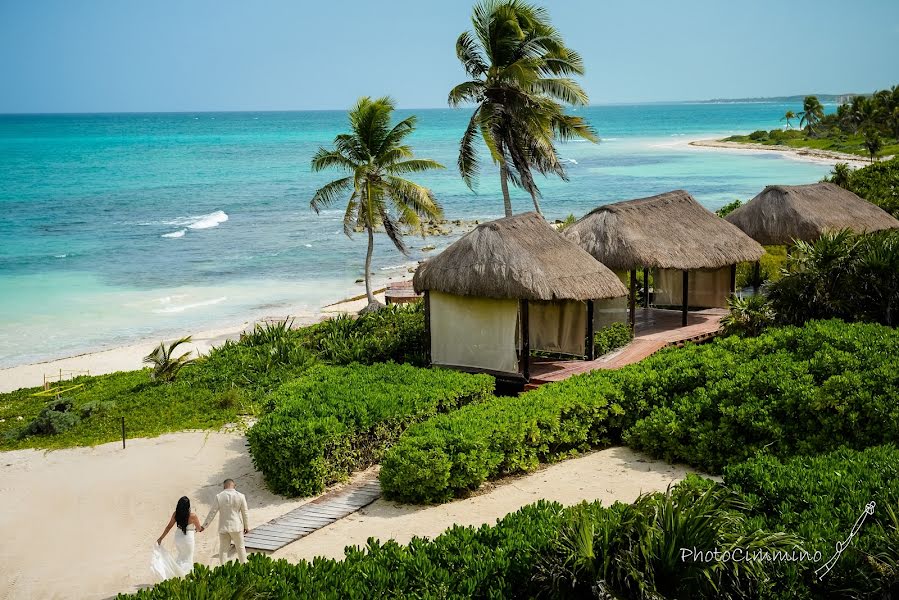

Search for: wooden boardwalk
xmin=244 ymin=477 xmax=382 ymax=552
xmin=527 ymin=308 xmax=726 ymax=387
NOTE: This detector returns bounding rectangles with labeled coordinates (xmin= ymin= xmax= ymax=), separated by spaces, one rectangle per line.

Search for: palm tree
xmin=311 ymin=97 xmax=444 ymax=313
xmin=449 ymin=0 xmax=597 ymax=217
xmin=780 ymin=110 xmax=796 ymax=129
xmin=863 ymin=125 xmax=883 ymax=163
xmin=143 ymin=337 xmax=196 ymax=382
xmin=798 ymin=95 xmax=825 ymax=133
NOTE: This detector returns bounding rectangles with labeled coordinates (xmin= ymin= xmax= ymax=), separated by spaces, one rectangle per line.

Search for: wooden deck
xmin=527 ymin=308 xmax=727 ymax=387
xmin=243 ymin=476 xmax=382 ymax=553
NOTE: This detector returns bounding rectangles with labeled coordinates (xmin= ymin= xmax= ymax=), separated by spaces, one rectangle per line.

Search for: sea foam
xmin=152 ymin=296 xmax=227 ymax=314
xmin=162 ymin=229 xmax=186 ymax=238
xmin=187 ymin=210 xmax=229 ymax=230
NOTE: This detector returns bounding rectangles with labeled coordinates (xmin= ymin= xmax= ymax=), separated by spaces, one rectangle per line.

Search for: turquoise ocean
xmin=0 ymin=103 xmax=833 ymax=368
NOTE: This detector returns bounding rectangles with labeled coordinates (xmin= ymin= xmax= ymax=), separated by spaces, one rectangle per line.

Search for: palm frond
xmin=310 ymin=176 xmax=353 ymax=213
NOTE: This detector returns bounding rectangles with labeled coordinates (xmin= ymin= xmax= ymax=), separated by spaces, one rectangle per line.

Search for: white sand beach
xmin=687 ymin=138 xmax=879 ymax=167
xmin=0 ymin=431 xmax=694 ymax=600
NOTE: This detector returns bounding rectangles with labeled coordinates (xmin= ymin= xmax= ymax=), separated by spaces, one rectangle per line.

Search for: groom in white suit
xmin=202 ymin=478 xmax=250 ymax=564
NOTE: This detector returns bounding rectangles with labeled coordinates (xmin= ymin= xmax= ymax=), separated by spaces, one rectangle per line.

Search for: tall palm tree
xmin=780 ymin=110 xmax=796 ymax=129
xmin=311 ymin=97 xmax=444 ymax=313
xmin=798 ymin=95 xmax=825 ymax=133
xmin=449 ymin=0 xmax=597 ymax=217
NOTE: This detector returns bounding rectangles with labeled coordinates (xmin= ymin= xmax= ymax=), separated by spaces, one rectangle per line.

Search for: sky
xmin=1 ymin=0 xmax=897 ymax=113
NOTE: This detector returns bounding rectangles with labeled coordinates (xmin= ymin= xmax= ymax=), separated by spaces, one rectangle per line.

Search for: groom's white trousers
xmin=218 ymin=531 xmax=247 ymax=564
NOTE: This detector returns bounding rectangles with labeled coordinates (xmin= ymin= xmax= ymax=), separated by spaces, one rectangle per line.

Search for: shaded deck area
xmin=527 ymin=308 xmax=727 ymax=387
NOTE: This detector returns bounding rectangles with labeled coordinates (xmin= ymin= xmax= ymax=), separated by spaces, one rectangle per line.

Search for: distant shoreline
xmin=688 ymin=138 xmax=875 ymax=167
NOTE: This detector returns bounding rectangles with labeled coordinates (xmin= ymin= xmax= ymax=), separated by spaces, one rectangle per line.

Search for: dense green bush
xmin=828 ymin=156 xmax=899 ymax=216
xmin=298 ymin=303 xmax=426 ymax=366
xmin=715 ymin=199 xmax=743 ymax=217
xmin=725 ymin=446 xmax=899 ymax=598
xmin=624 ymin=320 xmax=899 ymax=473
xmin=767 ymin=229 xmax=899 ymax=326
xmin=720 ymin=293 xmax=775 ymax=337
xmin=593 ymin=321 xmax=633 ymax=356
xmin=380 ymin=371 xmax=626 ymax=503
xmin=748 ymin=129 xmax=768 ymax=141
xmin=247 ymin=363 xmax=494 ymax=496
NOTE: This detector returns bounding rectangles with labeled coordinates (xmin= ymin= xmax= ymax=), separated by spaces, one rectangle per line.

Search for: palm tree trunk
xmin=364 ymin=224 xmax=375 ymax=305
xmin=500 ymin=164 xmax=512 ymax=218
xmin=529 ymin=188 xmax=542 ymax=216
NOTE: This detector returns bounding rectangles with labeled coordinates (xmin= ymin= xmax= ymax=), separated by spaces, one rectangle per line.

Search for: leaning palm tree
xmin=311 ymin=97 xmax=444 ymax=313
xmin=143 ymin=336 xmax=195 ymax=382
xmin=780 ymin=110 xmax=796 ymax=129
xmin=798 ymin=95 xmax=825 ymax=133
xmin=449 ymin=0 xmax=597 ymax=217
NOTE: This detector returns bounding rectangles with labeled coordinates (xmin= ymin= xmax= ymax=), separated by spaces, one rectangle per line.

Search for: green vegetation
xmin=767 ymin=229 xmax=899 ymax=326
xmin=714 ymin=198 xmax=742 ymax=217
xmin=592 ymin=321 xmax=633 ymax=356
xmin=0 ymin=306 xmax=426 ymax=450
xmin=826 ymin=155 xmax=899 ymax=216
xmin=380 ymin=365 xmax=626 ymax=503
xmin=725 ymin=86 xmax=899 ymax=159
xmin=297 ymin=302 xmax=427 ymax=366
xmin=247 ymin=363 xmax=494 ymax=496
xmin=142 ymin=336 xmax=196 ymax=382
xmin=735 ymin=245 xmax=787 ymax=289
xmin=120 ymin=447 xmax=899 ymax=599
xmin=624 ymin=320 xmax=899 ymax=473
xmin=310 ymin=96 xmax=443 ymax=312
xmin=381 ymin=319 xmax=899 ymax=502
xmin=450 ymin=1 xmax=596 ymax=216
xmin=724 ymin=445 xmax=899 ymax=597
xmin=720 ymin=293 xmax=774 ymax=337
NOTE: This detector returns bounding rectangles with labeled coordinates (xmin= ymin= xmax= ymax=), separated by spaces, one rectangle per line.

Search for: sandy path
xmin=0 ymin=432 xmax=694 ymax=600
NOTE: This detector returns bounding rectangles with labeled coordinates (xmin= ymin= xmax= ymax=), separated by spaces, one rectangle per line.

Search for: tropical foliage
xmin=247 ymin=363 xmax=494 ymax=496
xmin=826 ymin=155 xmax=899 ymax=216
xmin=727 ymin=85 xmax=899 ymax=159
xmin=592 ymin=321 xmax=633 ymax=356
xmin=310 ymin=96 xmax=443 ymax=312
xmin=449 ymin=0 xmax=596 ymax=216
xmin=143 ymin=336 xmax=196 ymax=382
xmin=720 ymin=293 xmax=775 ymax=337
xmin=767 ymin=229 xmax=899 ymax=326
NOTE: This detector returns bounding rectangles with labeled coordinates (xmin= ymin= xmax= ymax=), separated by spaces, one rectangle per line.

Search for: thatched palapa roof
xmin=725 ymin=182 xmax=899 ymax=245
xmin=563 ymin=190 xmax=765 ymax=271
xmin=413 ymin=212 xmax=628 ymax=301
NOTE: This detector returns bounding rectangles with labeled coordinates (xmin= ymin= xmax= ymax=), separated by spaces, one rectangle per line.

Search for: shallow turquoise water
xmin=0 ymin=104 xmax=832 ymax=367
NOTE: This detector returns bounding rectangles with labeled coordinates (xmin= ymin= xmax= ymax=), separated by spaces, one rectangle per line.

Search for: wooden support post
xmin=519 ymin=300 xmax=530 ymax=381
xmin=643 ymin=268 xmax=650 ymax=308
xmin=730 ymin=264 xmax=737 ymax=295
xmin=628 ymin=269 xmax=637 ymax=332
xmin=121 ymin=417 xmax=126 ymax=449
xmin=585 ymin=300 xmax=595 ymax=360
xmin=681 ymin=270 xmax=689 ymax=327
xmin=752 ymin=261 xmax=760 ymax=295
xmin=423 ymin=291 xmax=431 ymax=366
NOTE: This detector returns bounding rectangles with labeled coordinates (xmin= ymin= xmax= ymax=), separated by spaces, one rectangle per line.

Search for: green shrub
xmin=623 ymin=320 xmax=899 ymax=473
xmin=715 ymin=199 xmax=743 ymax=217
xmin=22 ymin=398 xmax=81 ymax=436
xmin=247 ymin=363 xmax=493 ymax=496
xmin=593 ymin=322 xmax=633 ymax=356
xmin=380 ymin=372 xmax=626 ymax=504
xmin=299 ymin=303 xmax=426 ymax=365
xmin=748 ymin=130 xmax=768 ymax=141
xmin=829 ymin=155 xmax=899 ymax=216
xmin=724 ymin=446 xmax=899 ymax=597
xmin=720 ymin=293 xmax=775 ymax=337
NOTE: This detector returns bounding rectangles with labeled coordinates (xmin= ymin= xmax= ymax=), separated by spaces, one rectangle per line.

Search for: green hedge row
xmin=380 ymin=371 xmax=626 ymax=503
xmin=247 ymin=362 xmax=494 ymax=496
xmin=381 ymin=320 xmax=899 ymax=503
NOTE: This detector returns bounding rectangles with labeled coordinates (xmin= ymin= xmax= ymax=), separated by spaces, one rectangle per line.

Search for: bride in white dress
xmin=152 ymin=496 xmax=204 ymax=580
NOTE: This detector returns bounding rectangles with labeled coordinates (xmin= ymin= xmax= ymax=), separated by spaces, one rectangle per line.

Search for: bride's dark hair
xmin=174 ymin=496 xmax=190 ymax=534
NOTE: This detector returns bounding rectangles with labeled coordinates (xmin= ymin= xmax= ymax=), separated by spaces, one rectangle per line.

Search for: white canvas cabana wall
xmin=427 ymin=292 xmax=595 ymax=380
xmin=652 ymin=267 xmax=732 ymax=308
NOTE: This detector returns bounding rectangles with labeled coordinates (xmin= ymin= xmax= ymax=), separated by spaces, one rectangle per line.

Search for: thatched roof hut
xmin=414 ymin=212 xmax=628 ymax=301
xmin=725 ymin=182 xmax=899 ymax=245
xmin=563 ymin=190 xmax=765 ymax=271
xmin=414 ymin=212 xmax=628 ymax=383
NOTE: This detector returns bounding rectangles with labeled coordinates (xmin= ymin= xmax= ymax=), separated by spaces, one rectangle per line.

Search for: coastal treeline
xmin=727 ymin=84 xmax=899 ymax=161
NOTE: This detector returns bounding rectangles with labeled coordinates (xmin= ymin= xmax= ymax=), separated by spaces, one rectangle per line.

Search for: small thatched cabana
xmin=413 ymin=212 xmax=628 ymax=382
xmin=725 ymin=182 xmax=899 ymax=245
xmin=564 ymin=190 xmax=765 ymax=327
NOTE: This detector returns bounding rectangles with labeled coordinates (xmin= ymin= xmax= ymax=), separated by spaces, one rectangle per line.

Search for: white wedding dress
xmin=151 ymin=525 xmax=195 ymax=580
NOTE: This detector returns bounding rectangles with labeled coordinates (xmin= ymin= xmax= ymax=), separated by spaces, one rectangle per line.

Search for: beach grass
xmin=724 ymin=129 xmax=899 ymax=159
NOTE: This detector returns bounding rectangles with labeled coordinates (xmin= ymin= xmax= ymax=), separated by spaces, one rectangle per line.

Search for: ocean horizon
xmin=0 ymin=102 xmax=834 ymax=368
